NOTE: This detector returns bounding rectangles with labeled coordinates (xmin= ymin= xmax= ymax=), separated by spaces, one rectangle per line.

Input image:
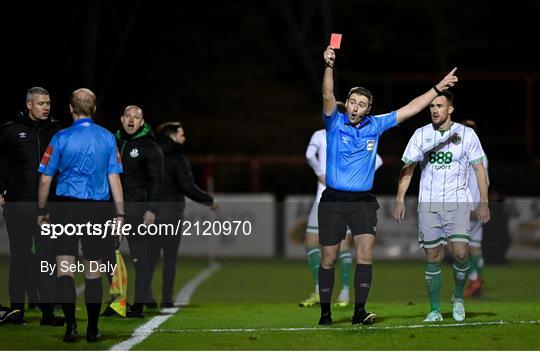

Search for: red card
xmin=330 ymin=33 xmax=342 ymax=49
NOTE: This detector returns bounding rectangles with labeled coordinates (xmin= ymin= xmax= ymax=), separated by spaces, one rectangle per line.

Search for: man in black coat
xmin=113 ymin=105 xmax=164 ymax=317
xmin=0 ymin=87 xmax=64 ymax=325
xmin=1 ymin=197 xmax=21 ymax=323
xmin=148 ymin=122 xmax=217 ymax=307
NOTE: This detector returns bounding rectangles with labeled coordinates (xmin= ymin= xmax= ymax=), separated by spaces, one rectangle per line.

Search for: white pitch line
xmin=110 ymin=262 xmax=221 ymax=351
xmin=149 ymin=319 xmax=540 ymax=334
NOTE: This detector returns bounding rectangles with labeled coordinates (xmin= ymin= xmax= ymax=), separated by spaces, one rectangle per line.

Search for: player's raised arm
xmin=393 ymin=163 xmax=416 ymax=223
xmin=396 ymin=68 xmax=458 ymax=124
xmin=322 ymin=46 xmax=337 ymax=116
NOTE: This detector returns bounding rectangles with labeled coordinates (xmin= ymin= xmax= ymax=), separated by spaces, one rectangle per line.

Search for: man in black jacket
xmin=1 ymin=196 xmax=21 ymax=323
xmin=148 ymin=122 xmax=217 ymax=307
xmin=0 ymin=87 xmax=64 ymax=325
xmin=112 ymin=105 xmax=164 ymax=317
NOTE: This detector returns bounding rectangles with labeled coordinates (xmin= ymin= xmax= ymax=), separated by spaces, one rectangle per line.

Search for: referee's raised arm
xmin=322 ymin=46 xmax=337 ymax=116
xmin=395 ymin=67 xmax=459 ymax=124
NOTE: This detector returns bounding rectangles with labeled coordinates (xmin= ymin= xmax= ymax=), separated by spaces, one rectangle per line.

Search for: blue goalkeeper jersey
xmin=38 ymin=117 xmax=122 ymax=201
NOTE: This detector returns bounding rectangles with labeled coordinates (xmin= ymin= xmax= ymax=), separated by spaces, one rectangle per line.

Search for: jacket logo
xmin=129 ymin=148 xmax=139 ymax=158
xmin=18 ymin=132 xmax=27 ymax=139
xmin=451 ymin=133 xmax=462 ymax=145
xmin=341 ymin=136 xmax=350 ymax=144
xmin=366 ymin=139 xmax=375 ymax=151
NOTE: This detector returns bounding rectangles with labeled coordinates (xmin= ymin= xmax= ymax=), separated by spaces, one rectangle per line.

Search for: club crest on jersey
xmin=451 ymin=134 xmax=462 ymax=145
xmin=129 ymin=148 xmax=139 ymax=158
xmin=18 ymin=132 xmax=27 ymax=139
xmin=366 ymin=140 xmax=375 ymax=151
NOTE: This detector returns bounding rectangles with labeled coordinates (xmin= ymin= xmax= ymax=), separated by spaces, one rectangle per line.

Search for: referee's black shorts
xmin=318 ymin=187 xmax=379 ymax=246
xmin=52 ymin=196 xmax=113 ymax=260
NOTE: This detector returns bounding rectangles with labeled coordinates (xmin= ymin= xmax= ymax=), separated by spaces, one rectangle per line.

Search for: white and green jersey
xmin=402 ymin=122 xmax=486 ymax=213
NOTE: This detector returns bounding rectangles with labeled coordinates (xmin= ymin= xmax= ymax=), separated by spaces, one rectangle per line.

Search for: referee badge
xmin=366 ymin=140 xmax=375 ymax=151
xmin=451 ymin=133 xmax=461 ymax=145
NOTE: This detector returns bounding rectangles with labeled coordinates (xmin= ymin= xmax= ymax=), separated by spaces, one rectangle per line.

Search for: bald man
xmin=37 ymin=88 xmax=124 ymax=342
xmin=108 ymin=105 xmax=163 ymax=318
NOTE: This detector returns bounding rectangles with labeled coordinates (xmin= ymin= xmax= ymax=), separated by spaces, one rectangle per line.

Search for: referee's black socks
xmin=85 ymin=278 xmax=103 ymax=333
xmin=354 ymin=264 xmax=372 ymax=314
xmin=57 ymin=276 xmax=76 ymax=326
xmin=318 ymin=266 xmax=335 ymax=315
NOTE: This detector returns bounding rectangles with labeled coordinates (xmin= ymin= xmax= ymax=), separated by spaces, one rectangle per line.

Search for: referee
xmin=318 ymin=46 xmax=458 ymax=325
xmin=37 ymin=88 xmax=124 ymax=342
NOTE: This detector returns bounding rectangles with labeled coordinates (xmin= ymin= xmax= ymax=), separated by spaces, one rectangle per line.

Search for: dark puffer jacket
xmin=116 ymin=123 xmax=164 ymax=216
xmin=157 ymin=135 xmax=213 ymax=214
xmin=0 ymin=112 xmax=61 ymax=201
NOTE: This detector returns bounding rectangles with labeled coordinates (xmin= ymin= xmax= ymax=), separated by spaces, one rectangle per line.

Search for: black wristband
xmin=37 ymin=207 xmax=49 ymax=216
xmin=433 ymin=86 xmax=443 ymax=95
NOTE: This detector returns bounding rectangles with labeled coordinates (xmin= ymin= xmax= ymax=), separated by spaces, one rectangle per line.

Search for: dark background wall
xmin=2 ymin=0 xmax=539 ymax=196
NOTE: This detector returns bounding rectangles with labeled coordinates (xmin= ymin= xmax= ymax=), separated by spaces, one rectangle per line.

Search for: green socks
xmin=425 ymin=259 xmax=471 ymax=311
xmin=425 ymin=262 xmax=442 ymax=312
xmin=469 ymin=255 xmax=483 ymax=280
xmin=339 ymin=251 xmax=352 ymax=289
xmin=307 ymin=247 xmax=321 ymax=286
xmin=453 ymin=259 xmax=470 ymax=299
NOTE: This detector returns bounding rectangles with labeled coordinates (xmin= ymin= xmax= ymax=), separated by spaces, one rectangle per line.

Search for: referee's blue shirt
xmin=324 ymin=108 xmax=397 ymax=192
xmin=38 ymin=117 xmax=123 ymax=201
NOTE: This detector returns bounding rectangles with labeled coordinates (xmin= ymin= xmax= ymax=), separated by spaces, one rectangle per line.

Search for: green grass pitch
xmin=1 ymin=257 xmax=539 ymax=350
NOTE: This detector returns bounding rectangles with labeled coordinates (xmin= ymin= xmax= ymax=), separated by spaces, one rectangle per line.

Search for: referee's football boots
xmin=318 ymin=312 xmax=333 ymax=325
xmin=63 ymin=323 xmax=79 ymax=342
xmin=351 ymin=310 xmax=376 ymax=325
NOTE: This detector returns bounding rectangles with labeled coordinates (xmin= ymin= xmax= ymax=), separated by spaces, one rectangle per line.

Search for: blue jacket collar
xmin=72 ymin=117 xmax=94 ymax=126
xmin=343 ymin=114 xmax=371 ymax=128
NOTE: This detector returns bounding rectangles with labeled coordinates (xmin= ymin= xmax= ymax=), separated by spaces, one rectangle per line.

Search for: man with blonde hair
xmin=37 ymin=88 xmax=124 ymax=342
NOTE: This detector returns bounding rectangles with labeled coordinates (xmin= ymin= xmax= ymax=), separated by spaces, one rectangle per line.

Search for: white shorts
xmin=469 ymin=219 xmax=483 ymax=248
xmin=306 ymin=183 xmax=351 ymax=235
xmin=418 ymin=207 xmax=471 ymax=249
xmin=306 ymin=185 xmax=324 ymax=234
